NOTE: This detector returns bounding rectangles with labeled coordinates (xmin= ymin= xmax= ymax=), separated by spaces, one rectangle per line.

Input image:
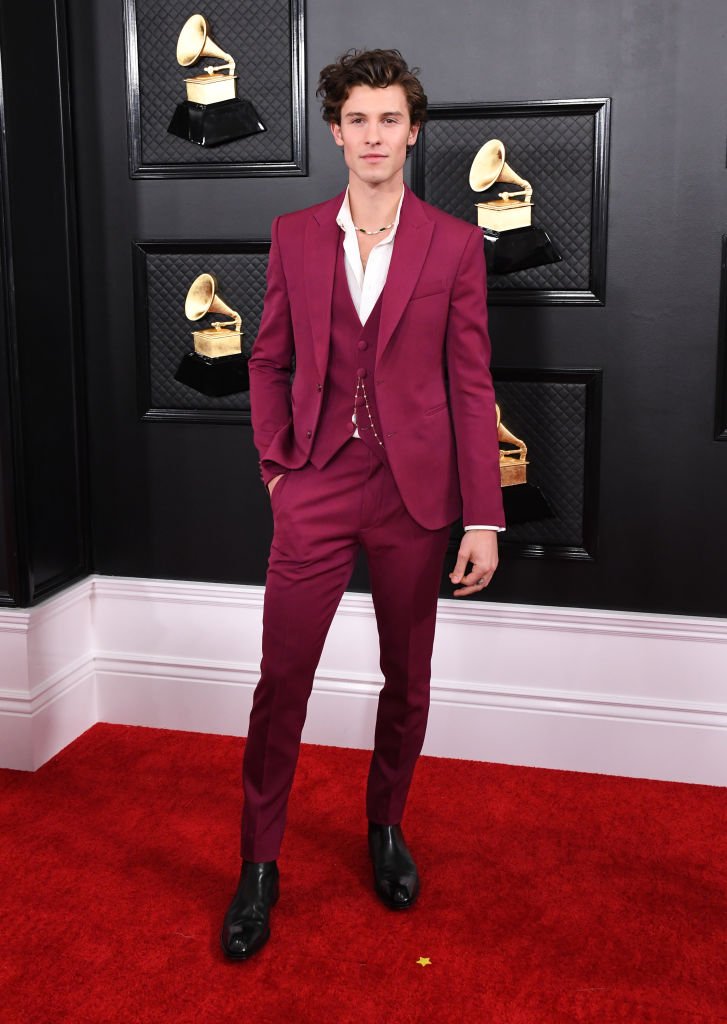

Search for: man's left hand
xmin=449 ymin=530 xmax=499 ymax=597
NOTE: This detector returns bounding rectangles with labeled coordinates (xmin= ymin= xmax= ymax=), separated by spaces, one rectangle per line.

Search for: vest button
xmin=316 ymin=383 xmax=323 ymax=391
xmin=356 ymin=367 xmax=367 ymax=379
xmin=357 ymin=340 xmax=367 ymax=351
xmin=306 ymin=430 xmax=312 ymax=438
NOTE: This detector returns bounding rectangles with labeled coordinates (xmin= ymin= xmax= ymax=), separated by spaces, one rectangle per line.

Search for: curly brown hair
xmin=317 ymin=49 xmax=428 ymax=127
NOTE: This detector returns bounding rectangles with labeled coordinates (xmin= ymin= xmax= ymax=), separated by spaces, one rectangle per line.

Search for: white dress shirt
xmin=335 ymin=188 xmax=502 ymax=534
xmin=336 ymin=186 xmax=404 ymax=325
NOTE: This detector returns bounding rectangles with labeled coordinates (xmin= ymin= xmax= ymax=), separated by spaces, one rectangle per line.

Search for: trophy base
xmin=175 ymin=352 xmax=249 ymax=397
xmin=501 ymin=482 xmax=554 ymax=525
xmin=483 ymin=225 xmax=562 ymax=276
xmin=167 ymin=98 xmax=266 ymax=147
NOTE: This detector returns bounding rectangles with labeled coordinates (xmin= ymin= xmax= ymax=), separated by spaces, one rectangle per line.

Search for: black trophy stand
xmin=477 ymin=181 xmax=562 ymax=276
xmin=484 ymin=226 xmax=562 ymax=276
xmin=501 ymin=483 xmax=554 ymax=525
xmin=168 ymin=98 xmax=265 ymax=147
xmin=174 ymin=352 xmax=250 ymax=397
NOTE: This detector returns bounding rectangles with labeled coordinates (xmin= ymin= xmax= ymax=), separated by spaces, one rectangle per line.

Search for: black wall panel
xmin=0 ymin=225 xmax=12 ymax=602
xmin=0 ymin=45 xmax=14 ymax=604
xmin=715 ymin=236 xmax=727 ymax=441
xmin=65 ymin=0 xmax=727 ymax=617
xmin=0 ymin=486 xmax=9 ymax=604
xmin=0 ymin=2 xmax=89 ymax=605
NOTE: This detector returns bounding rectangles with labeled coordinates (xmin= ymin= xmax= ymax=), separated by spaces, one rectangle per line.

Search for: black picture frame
xmin=443 ymin=368 xmax=602 ymax=562
xmin=495 ymin=367 xmax=602 ymax=561
xmin=715 ymin=236 xmax=727 ymax=441
xmin=123 ymin=0 xmax=307 ymax=178
xmin=410 ymin=99 xmax=611 ymax=306
xmin=133 ymin=240 xmax=271 ymax=423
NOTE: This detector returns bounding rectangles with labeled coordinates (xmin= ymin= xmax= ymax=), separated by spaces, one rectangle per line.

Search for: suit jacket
xmin=249 ymin=185 xmax=505 ymax=532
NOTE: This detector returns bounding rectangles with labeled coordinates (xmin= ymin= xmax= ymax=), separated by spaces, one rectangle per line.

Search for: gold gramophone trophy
xmin=469 ymin=139 xmax=561 ymax=275
xmin=495 ymin=404 xmax=553 ymax=523
xmin=167 ymin=14 xmax=265 ymax=147
xmin=174 ymin=273 xmax=250 ymax=396
xmin=470 ymin=140 xmax=534 ymax=233
xmin=497 ymin=404 xmax=528 ymax=487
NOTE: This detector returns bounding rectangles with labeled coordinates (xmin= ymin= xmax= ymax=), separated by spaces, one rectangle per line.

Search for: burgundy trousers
xmin=241 ymin=439 xmax=451 ymax=862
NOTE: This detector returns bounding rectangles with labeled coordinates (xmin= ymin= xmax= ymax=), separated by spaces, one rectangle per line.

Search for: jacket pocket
xmin=423 ymin=400 xmax=449 ymax=417
xmin=410 ymin=286 xmax=447 ymax=302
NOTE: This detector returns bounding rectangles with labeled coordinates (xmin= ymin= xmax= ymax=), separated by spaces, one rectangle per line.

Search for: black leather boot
xmin=367 ymin=823 xmax=420 ymax=910
xmin=220 ymin=860 xmax=280 ymax=960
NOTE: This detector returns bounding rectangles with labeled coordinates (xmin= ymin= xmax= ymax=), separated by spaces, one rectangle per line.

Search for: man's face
xmin=330 ymin=84 xmax=420 ymax=187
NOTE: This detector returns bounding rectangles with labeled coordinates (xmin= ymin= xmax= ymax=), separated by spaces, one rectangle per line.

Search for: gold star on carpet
xmin=416 ymin=956 xmax=432 ymax=967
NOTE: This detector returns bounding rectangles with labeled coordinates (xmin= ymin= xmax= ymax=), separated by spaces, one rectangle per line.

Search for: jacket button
xmin=316 ymin=383 xmax=323 ymax=391
xmin=356 ymin=367 xmax=367 ymax=379
xmin=357 ymin=340 xmax=367 ymax=351
xmin=306 ymin=430 xmax=312 ymax=438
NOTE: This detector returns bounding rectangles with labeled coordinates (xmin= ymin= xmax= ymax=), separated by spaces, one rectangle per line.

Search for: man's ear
xmin=330 ymin=121 xmax=344 ymax=148
xmin=408 ymin=122 xmax=421 ymax=147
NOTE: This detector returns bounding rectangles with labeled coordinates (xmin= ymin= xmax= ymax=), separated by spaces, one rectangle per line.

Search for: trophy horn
xmin=176 ymin=14 xmax=234 ymax=72
xmin=185 ymin=273 xmax=241 ymax=329
xmin=469 ymin=139 xmax=532 ymax=200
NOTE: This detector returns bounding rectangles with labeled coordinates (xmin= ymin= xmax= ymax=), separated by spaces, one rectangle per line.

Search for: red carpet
xmin=1 ymin=724 xmax=726 ymax=1024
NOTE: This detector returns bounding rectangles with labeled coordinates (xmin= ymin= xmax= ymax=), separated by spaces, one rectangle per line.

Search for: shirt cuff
xmin=464 ymin=524 xmax=505 ymax=532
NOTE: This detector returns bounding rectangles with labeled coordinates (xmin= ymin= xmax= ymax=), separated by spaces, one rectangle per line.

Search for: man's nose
xmin=365 ymin=123 xmax=381 ymax=145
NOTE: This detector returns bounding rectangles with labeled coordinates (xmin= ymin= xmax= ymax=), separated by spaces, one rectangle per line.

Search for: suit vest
xmin=309 ymin=237 xmax=388 ymax=469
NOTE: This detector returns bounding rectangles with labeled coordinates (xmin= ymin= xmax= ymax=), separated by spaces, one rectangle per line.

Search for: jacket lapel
xmin=304 ymin=192 xmax=344 ymax=382
xmin=377 ymin=187 xmax=434 ymax=365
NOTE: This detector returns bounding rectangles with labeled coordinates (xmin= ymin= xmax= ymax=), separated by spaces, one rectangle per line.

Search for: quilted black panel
xmin=139 ymin=246 xmax=270 ymax=413
xmin=414 ymin=103 xmax=606 ymax=294
xmin=493 ymin=374 xmax=599 ymax=551
xmin=128 ymin=0 xmax=301 ymax=169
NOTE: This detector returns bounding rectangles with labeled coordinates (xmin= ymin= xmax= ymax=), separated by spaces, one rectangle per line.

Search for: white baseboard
xmin=0 ymin=579 xmax=95 ymax=770
xmin=1 ymin=574 xmax=726 ymax=785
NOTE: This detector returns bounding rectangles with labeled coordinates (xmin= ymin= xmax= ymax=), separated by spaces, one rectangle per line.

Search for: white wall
xmin=1 ymin=574 xmax=726 ymax=784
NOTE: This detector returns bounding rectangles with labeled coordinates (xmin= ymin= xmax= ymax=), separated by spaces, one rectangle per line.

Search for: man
xmin=221 ymin=49 xmax=505 ymax=961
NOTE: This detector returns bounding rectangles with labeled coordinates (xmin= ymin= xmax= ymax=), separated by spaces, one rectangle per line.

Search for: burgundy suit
xmin=241 ymin=186 xmax=504 ymax=861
